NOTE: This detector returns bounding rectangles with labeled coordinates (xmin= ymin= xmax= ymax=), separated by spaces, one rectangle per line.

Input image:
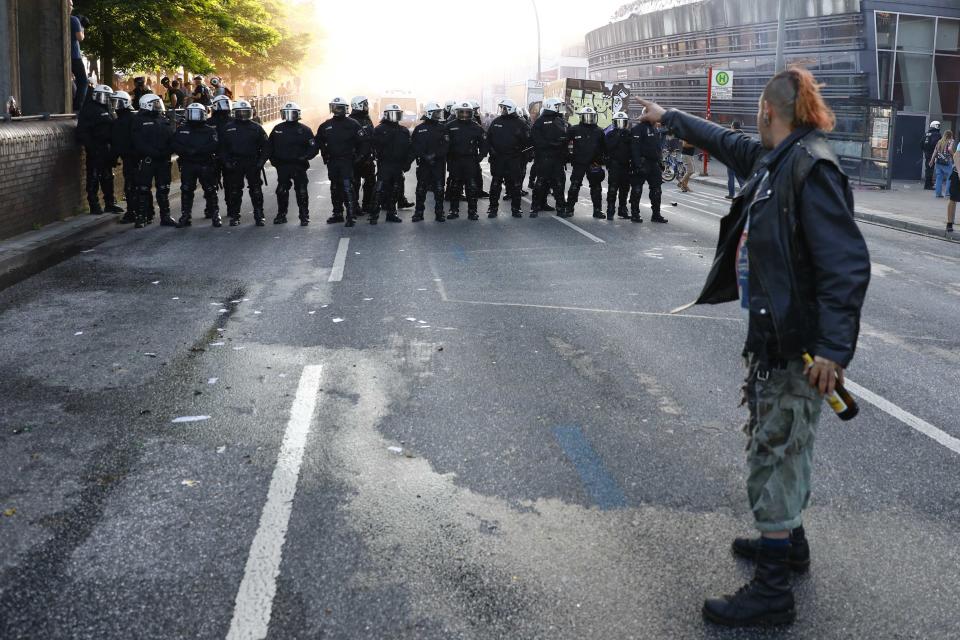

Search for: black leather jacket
xmin=661 ymin=109 xmax=870 ymax=368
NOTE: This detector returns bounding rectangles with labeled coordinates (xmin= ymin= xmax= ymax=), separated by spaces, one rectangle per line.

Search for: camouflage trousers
xmin=743 ymin=355 xmax=823 ymax=532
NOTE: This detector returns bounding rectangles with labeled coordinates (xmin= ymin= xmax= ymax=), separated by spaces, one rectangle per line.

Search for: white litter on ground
xmin=208 ymin=378 xmax=218 ymax=385
xmin=210 ymin=342 xmax=225 ymax=346
xmin=308 ymin=311 xmax=316 ymax=315
xmin=216 ymin=446 xmax=226 ymax=454
xmin=387 ymin=446 xmax=403 ymax=454
xmin=172 ymin=297 xmax=180 ymax=300
xmin=151 ymin=281 xmax=160 ymax=285
xmin=405 ymin=317 xmax=417 ymax=322
xmin=253 ymin=311 xmax=262 ymax=315
xmin=218 ymin=309 xmax=229 ymax=314
xmin=332 ymin=318 xmax=344 ymax=323
xmin=363 ymin=298 xmax=373 ymax=301
xmin=172 ymin=416 xmax=211 ymax=423
xmin=74 ymin=331 xmax=83 ymax=336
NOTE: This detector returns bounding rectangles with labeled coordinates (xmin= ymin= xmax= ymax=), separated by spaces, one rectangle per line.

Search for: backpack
xmin=935 ymin=143 xmax=952 ymax=165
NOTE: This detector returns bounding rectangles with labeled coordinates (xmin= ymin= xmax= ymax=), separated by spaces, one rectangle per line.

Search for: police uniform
xmin=111 ymin=107 xmax=138 ymax=222
xmin=219 ymin=119 xmax=269 ymax=225
xmin=315 ymin=114 xmax=365 ymax=226
xmin=267 ymin=120 xmax=319 ymax=224
xmin=171 ymin=119 xmax=220 ymax=226
xmin=530 ymin=112 xmax=569 ymax=216
xmin=372 ymin=119 xmax=411 ymax=224
xmin=628 ymin=121 xmax=666 ymax=223
xmin=130 ymin=109 xmax=176 ymax=227
xmin=566 ymin=121 xmax=606 ymax=217
xmin=77 ymin=98 xmax=117 ymax=214
xmin=410 ymin=118 xmax=449 ymax=221
xmin=486 ymin=112 xmax=530 ymax=217
xmin=605 ymin=125 xmax=632 ymax=218
xmin=350 ymin=109 xmax=377 ymax=214
xmin=445 ymin=118 xmax=488 ymax=219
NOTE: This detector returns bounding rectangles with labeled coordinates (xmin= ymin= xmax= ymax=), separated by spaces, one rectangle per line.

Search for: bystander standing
xmin=678 ymin=139 xmax=696 ymax=192
xmin=930 ymin=130 xmax=954 ymax=199
xmin=69 ymin=0 xmax=87 ymax=110
xmin=947 ymin=142 xmax=959 ymax=234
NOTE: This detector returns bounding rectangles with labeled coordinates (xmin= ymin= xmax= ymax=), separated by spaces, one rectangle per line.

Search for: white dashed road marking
xmin=328 ymin=237 xmax=350 ymax=282
xmin=551 ymin=216 xmax=606 ymax=244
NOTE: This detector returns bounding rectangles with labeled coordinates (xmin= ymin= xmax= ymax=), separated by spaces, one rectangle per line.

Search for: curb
xmin=690 ymin=175 xmax=958 ymax=244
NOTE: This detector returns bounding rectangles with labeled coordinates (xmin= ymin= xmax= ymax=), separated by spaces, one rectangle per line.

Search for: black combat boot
xmin=511 ymin=208 xmax=522 ymax=218
xmin=212 ymin=216 xmax=223 ymax=228
xmin=274 ymin=214 xmax=287 ymax=224
xmin=651 ymin=213 xmax=669 ymax=223
xmin=447 ymin=210 xmax=460 ymax=220
xmin=732 ymin=527 xmax=810 ymax=572
xmin=89 ymin=201 xmax=104 ymax=215
xmin=105 ymin=202 xmax=124 ymax=214
xmin=593 ymin=208 xmax=604 ymax=219
xmin=177 ymin=214 xmax=192 ymax=228
xmin=618 ymin=206 xmax=630 ymax=219
xmin=412 ymin=211 xmax=424 ymax=222
xmin=385 ymin=212 xmax=402 ymax=223
xmin=487 ymin=203 xmax=498 ymax=218
xmin=703 ymin=543 xmax=796 ymax=627
xmin=467 ymin=210 xmax=480 ymax=221
xmin=326 ymin=213 xmax=345 ymax=224
xmin=631 ymin=212 xmax=643 ymax=223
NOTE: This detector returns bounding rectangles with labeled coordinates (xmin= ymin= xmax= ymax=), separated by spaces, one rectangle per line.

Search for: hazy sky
xmin=302 ymin=0 xmax=627 ymax=104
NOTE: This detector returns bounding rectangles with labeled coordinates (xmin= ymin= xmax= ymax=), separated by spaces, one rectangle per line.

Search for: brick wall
xmin=0 ymin=120 xmax=92 ymax=240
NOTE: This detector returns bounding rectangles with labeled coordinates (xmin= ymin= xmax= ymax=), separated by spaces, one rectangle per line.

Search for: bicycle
xmin=661 ymin=150 xmax=686 ymax=183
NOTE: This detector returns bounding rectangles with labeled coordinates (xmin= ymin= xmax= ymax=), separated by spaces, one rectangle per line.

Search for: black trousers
xmin=568 ymin=163 xmax=605 ymax=210
xmin=179 ymin=160 xmax=219 ymax=219
xmin=630 ymin=160 xmax=662 ymax=217
xmin=489 ymin=155 xmax=524 ymax=211
xmin=134 ymin=158 xmax=172 ymax=223
xmin=119 ymin=155 xmax=138 ymax=213
xmin=223 ymin=162 xmax=264 ymax=221
xmin=276 ymin=163 xmax=310 ymax=219
xmin=327 ymin=160 xmax=358 ymax=219
xmin=415 ymin=161 xmax=446 ymax=215
xmin=72 ymin=58 xmax=88 ymax=111
xmin=532 ymin=157 xmax=566 ymax=211
xmin=606 ymin=162 xmax=630 ymax=212
xmin=448 ymin=156 xmax=481 ymax=213
xmin=353 ymin=158 xmax=376 ymax=212
xmin=84 ymin=145 xmax=115 ymax=209
xmin=375 ymin=163 xmax=405 ymax=216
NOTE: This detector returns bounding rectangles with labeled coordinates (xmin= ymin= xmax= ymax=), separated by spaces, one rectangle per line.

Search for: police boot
xmin=412 ymin=211 xmax=424 ymax=222
xmin=542 ymin=203 xmax=555 ymax=212
xmin=327 ymin=213 xmax=345 ymax=224
xmin=275 ymin=198 xmax=288 ymax=224
xmin=511 ymin=207 xmax=523 ymax=218
xmin=385 ymin=212 xmax=402 ymax=223
xmin=177 ymin=213 xmax=192 ymax=228
xmin=703 ymin=543 xmax=796 ymax=627
xmin=212 ymin=215 xmax=223 ymax=228
xmin=274 ymin=213 xmax=287 ymax=224
xmin=88 ymin=199 xmax=104 ymax=215
xmin=296 ymin=191 xmax=310 ymax=226
xmin=631 ymin=213 xmax=643 ymax=223
xmin=105 ymin=202 xmax=124 ymax=214
xmin=651 ymin=213 xmax=669 ymax=223
xmin=398 ymin=196 xmax=414 ymax=210
xmin=593 ymin=208 xmax=604 ymax=219
xmin=160 ymin=214 xmax=178 ymax=227
xmin=606 ymin=203 xmax=616 ymax=220
xmin=618 ymin=206 xmax=630 ymax=219
xmin=732 ymin=527 xmax=810 ymax=573
xmin=487 ymin=202 xmax=498 ymax=218
xmin=434 ymin=211 xmax=446 ymax=222
xmin=446 ymin=209 xmax=460 ymax=220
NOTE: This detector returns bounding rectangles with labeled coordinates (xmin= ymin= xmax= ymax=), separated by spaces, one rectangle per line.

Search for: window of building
xmin=875 ymin=12 xmax=896 ymax=50
xmin=893 ymin=53 xmax=933 ymax=112
xmin=931 ymin=55 xmax=960 ymax=118
xmin=936 ymin=18 xmax=960 ymax=55
xmin=896 ymin=15 xmax=935 ymax=53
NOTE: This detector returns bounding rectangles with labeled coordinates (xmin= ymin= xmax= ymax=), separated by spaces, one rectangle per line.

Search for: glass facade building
xmin=585 ymin=0 xmax=960 ymax=180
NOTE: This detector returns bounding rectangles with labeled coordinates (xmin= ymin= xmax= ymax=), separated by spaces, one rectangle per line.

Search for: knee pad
xmin=156 ymin=185 xmax=170 ymax=196
xmin=276 ymin=187 xmax=290 ymax=198
xmin=650 ymin=187 xmax=662 ymax=198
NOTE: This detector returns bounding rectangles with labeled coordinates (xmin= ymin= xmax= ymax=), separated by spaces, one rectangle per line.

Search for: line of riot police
xmin=76 ymin=85 xmax=670 ymax=231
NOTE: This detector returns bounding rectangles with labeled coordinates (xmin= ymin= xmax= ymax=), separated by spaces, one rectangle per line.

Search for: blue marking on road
xmin=452 ymin=245 xmax=468 ymax=262
xmin=552 ymin=426 xmax=628 ymax=510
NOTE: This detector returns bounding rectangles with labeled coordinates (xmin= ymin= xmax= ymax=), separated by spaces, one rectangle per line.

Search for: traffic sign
xmin=711 ymin=69 xmax=733 ymax=100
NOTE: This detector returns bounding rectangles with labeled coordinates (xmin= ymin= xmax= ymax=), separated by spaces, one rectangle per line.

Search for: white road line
xmin=226 ymin=365 xmax=324 ymax=640
xmin=674 ymin=201 xmax=724 ymax=219
xmin=845 ymin=379 xmax=960 ymax=456
xmin=328 ymin=238 xmax=349 ymax=282
xmin=551 ymin=216 xmax=606 ymax=243
xmin=446 ymin=297 xmax=741 ymax=322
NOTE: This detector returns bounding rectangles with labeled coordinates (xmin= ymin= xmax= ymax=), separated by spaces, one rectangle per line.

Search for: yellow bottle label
xmin=825 ymin=391 xmax=848 ymax=414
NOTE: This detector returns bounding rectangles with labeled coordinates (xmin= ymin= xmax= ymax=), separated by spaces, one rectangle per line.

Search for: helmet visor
xmin=234 ymin=108 xmax=253 ymax=121
xmin=386 ymin=110 xmax=402 ymax=123
xmin=428 ymin=110 xmax=442 ymax=121
xmin=457 ymin=109 xmax=472 ymax=121
xmin=330 ymin=103 xmax=346 ymax=115
xmin=282 ymin=109 xmax=300 ymax=122
xmin=186 ymin=108 xmax=205 ymax=122
xmin=581 ymin=112 xmax=597 ymax=125
xmin=614 ymin=118 xmax=629 ymax=130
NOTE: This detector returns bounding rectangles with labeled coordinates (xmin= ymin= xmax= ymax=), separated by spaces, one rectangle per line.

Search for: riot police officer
xmin=316 ymin=96 xmax=365 ymax=227
xmin=130 ymin=94 xmax=176 ymax=228
xmin=410 ymin=102 xmax=449 ymax=222
xmin=445 ymin=101 xmax=488 ymax=220
xmin=566 ymin=105 xmax=606 ymax=218
xmin=605 ymin=111 xmax=632 ymax=219
xmin=350 ymin=96 xmax=377 ymax=215
xmin=530 ymin=97 xmax=568 ymax=217
xmin=371 ymin=103 xmax=411 ymax=225
xmin=267 ymin=101 xmax=319 ymax=226
xmin=171 ymin=103 xmax=220 ymax=228
xmin=444 ymin=100 xmax=457 ymax=123
xmin=486 ymin=98 xmax=530 ymax=218
xmin=110 ymin=90 xmax=138 ymax=223
xmin=209 ymin=95 xmax=233 ymax=211
xmin=629 ymin=109 xmax=668 ymax=224
xmin=219 ymin=100 xmax=268 ymax=226
xmin=77 ymin=84 xmax=119 ymax=215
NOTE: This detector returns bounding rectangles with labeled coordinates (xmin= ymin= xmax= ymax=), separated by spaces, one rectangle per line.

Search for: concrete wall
xmin=0 ymin=120 xmax=86 ymax=239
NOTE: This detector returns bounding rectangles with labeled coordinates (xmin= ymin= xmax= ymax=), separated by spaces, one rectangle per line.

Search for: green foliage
xmin=75 ymin=0 xmax=309 ymax=78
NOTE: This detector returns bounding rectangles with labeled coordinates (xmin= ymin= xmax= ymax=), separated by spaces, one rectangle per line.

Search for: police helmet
xmin=384 ymin=103 xmax=403 ymax=123
xmin=423 ymin=101 xmax=443 ymax=121
xmin=92 ymin=84 xmax=113 ymax=105
xmin=498 ymin=98 xmax=518 ymax=117
xmin=233 ymin=100 xmax=254 ymax=121
xmin=931 ymin=121 xmax=941 ymax=130
xmin=210 ymin=76 xmax=221 ymax=87
xmin=612 ymin=111 xmax=629 ymax=130
xmin=111 ymin=90 xmax=132 ymax=111
xmin=578 ymin=106 xmax=598 ymax=125
xmin=443 ymin=99 xmax=456 ymax=116
xmin=211 ymin=95 xmax=232 ymax=113
xmin=281 ymin=101 xmax=302 ymax=122
xmin=542 ymin=97 xmax=564 ymax=114
xmin=455 ymin=101 xmax=474 ymax=121
xmin=139 ymin=93 xmax=165 ymax=113
xmin=351 ymin=96 xmax=369 ymax=112
xmin=185 ymin=103 xmax=207 ymax=122
xmin=329 ymin=96 xmax=349 ymax=116
xmin=469 ymin=99 xmax=480 ymax=113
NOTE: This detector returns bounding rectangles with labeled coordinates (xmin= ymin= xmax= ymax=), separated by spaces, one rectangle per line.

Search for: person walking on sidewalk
xmin=726 ymin=120 xmax=746 ymax=199
xmin=922 ymin=121 xmax=942 ymax=190
xmin=946 ymin=143 xmax=960 ymax=234
xmin=930 ymin=130 xmax=954 ymax=199
xmin=678 ymin=139 xmax=696 ymax=192
xmin=637 ymin=66 xmax=870 ymax=628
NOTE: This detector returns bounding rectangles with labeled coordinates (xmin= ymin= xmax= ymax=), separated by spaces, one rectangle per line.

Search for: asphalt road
xmin=1 ymin=157 xmax=959 ymax=640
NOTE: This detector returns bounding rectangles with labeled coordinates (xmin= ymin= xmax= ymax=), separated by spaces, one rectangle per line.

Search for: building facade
xmin=585 ymin=0 xmax=960 ymax=181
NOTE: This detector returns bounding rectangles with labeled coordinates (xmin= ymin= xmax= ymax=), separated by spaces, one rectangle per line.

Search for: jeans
xmin=934 ymin=162 xmax=953 ymax=197
xmin=727 ymin=166 xmax=745 ymax=197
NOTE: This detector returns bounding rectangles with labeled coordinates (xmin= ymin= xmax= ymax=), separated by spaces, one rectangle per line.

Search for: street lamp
xmin=531 ymin=0 xmax=541 ymax=82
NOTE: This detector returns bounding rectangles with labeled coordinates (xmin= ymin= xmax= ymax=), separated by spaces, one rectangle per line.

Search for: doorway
xmin=891 ymin=113 xmax=928 ymax=181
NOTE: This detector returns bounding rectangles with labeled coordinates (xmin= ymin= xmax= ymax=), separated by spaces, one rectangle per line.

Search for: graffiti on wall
xmin=543 ymin=79 xmax=630 ymax=128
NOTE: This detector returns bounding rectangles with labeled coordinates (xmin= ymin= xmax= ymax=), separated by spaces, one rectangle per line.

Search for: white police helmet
xmin=498 ymin=98 xmax=518 ymax=117
xmin=92 ymin=84 xmax=113 ymax=105
xmin=384 ymin=103 xmax=403 ymax=123
xmin=455 ymin=100 xmax=474 ymax=121
xmin=931 ymin=121 xmax=941 ymax=130
xmin=233 ymin=100 xmax=254 ymax=121
xmin=281 ymin=101 xmax=302 ymax=122
xmin=185 ymin=103 xmax=207 ymax=122
xmin=329 ymin=96 xmax=349 ymax=116
xmin=469 ymin=99 xmax=480 ymax=112
xmin=423 ymin=101 xmax=443 ymax=121
xmin=542 ymin=97 xmax=564 ymax=114
xmin=211 ymin=95 xmax=232 ymax=113
xmin=578 ymin=105 xmax=598 ymax=125
xmin=613 ymin=111 xmax=629 ymax=130
xmin=111 ymin=90 xmax=131 ymax=110
xmin=139 ymin=93 xmax=165 ymax=113
xmin=210 ymin=76 xmax=221 ymax=87
xmin=351 ymin=96 xmax=369 ymax=112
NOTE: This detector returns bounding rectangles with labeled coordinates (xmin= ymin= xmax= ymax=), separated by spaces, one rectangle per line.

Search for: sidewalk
xmin=691 ymin=160 xmax=958 ymax=244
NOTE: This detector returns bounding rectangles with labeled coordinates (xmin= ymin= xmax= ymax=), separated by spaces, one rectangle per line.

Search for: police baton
xmin=261 ymin=166 xmax=268 ymax=187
